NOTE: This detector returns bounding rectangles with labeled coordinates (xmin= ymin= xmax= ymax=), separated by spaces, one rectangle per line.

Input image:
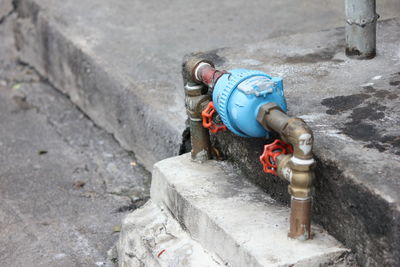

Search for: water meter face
xmin=237 ymin=76 xmax=275 ymax=96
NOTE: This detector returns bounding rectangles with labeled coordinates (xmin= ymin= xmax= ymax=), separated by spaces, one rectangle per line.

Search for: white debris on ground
xmin=117 ymin=201 xmax=224 ymax=267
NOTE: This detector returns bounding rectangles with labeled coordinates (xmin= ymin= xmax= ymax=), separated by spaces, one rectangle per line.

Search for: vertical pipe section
xmin=345 ymin=0 xmax=378 ymax=59
xmin=289 ymin=198 xmax=312 ymax=240
xmin=185 ymin=82 xmax=212 ymax=162
xmin=189 ymin=117 xmax=212 ymax=162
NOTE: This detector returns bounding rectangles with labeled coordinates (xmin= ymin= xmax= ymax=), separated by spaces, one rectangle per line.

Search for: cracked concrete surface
xmin=0 ymin=14 xmax=150 ymax=266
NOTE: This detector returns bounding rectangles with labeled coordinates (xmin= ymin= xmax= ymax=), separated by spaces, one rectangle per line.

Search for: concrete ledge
xmin=14 ymin=0 xmax=186 ymax=169
xmin=151 ymin=154 xmax=351 ymax=267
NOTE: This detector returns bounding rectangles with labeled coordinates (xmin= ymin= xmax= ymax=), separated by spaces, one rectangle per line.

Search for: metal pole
xmin=345 ymin=0 xmax=379 ymax=59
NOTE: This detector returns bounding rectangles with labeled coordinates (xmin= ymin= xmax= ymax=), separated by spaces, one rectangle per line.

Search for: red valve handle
xmin=202 ymin=102 xmax=227 ymax=133
xmin=260 ymin=139 xmax=293 ymax=176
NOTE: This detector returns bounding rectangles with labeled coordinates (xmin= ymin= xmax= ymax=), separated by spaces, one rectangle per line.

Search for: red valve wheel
xmin=260 ymin=139 xmax=293 ymax=176
xmin=201 ymin=102 xmax=227 ymax=133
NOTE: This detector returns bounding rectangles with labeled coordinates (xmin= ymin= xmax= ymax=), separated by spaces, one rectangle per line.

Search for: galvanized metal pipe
xmin=345 ymin=0 xmax=379 ymax=59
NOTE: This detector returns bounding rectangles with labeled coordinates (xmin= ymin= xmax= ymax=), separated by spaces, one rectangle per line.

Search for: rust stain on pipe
xmin=196 ymin=63 xmax=226 ymax=88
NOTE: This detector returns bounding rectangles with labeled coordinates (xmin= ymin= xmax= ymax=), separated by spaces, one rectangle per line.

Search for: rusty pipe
xmin=257 ymin=103 xmax=315 ymax=240
xmin=182 ymin=55 xmax=226 ymax=87
xmin=194 ymin=63 xmax=226 ymax=88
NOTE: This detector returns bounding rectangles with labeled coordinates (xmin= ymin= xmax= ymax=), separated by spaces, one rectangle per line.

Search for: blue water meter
xmin=212 ymin=69 xmax=287 ymax=138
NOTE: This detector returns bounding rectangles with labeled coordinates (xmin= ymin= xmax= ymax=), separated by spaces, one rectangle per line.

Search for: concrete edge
xmin=14 ymin=0 xmax=185 ymax=170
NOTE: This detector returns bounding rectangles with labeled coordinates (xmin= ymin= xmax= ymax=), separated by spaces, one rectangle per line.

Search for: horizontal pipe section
xmin=195 ymin=63 xmax=226 ymax=88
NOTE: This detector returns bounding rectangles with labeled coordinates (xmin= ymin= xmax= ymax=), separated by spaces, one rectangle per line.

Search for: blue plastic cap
xmin=212 ymin=69 xmax=287 ymax=138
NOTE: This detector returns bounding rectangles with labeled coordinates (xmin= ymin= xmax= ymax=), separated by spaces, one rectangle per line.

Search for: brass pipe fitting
xmin=257 ymin=102 xmax=315 ymax=240
xmin=282 ymin=118 xmax=313 ymax=160
xmin=257 ymin=103 xmax=314 ymax=160
xmin=256 ymin=103 xmax=290 ymax=134
xmin=183 ymin=57 xmax=227 ymax=162
xmin=185 ymin=82 xmax=212 ymax=162
xmin=288 ymin=170 xmax=314 ymax=199
xmin=182 ymin=56 xmax=215 ymax=84
xmin=182 ymin=56 xmax=226 ymax=88
xmin=276 ymin=154 xmax=314 ymax=199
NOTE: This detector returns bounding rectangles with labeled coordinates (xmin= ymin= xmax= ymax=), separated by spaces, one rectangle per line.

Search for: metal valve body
xmin=212 ymin=69 xmax=287 ymax=138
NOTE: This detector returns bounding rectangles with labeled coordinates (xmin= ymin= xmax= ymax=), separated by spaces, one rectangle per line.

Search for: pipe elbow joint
xmin=256 ymin=103 xmax=314 ymax=160
xmin=282 ymin=118 xmax=314 ymax=160
xmin=182 ymin=56 xmax=215 ymax=84
xmin=182 ymin=56 xmax=226 ymax=88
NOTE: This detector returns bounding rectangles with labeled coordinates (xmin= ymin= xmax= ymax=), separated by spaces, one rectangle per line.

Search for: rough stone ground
xmin=0 ymin=14 xmax=150 ymax=266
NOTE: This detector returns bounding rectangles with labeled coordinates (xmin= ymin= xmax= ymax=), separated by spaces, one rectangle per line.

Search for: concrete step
xmin=117 ymin=200 xmax=224 ymax=267
xmin=146 ymin=154 xmax=352 ymax=267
